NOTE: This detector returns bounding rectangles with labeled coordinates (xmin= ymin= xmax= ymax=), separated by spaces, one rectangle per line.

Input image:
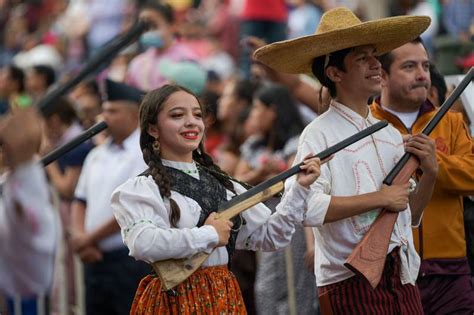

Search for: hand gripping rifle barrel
xmin=151 ymin=120 xmax=389 ymax=290
xmin=345 ymin=67 xmax=473 ymax=289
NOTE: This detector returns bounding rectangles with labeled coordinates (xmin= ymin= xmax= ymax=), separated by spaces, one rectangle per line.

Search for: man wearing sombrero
xmin=254 ymin=7 xmax=439 ymax=314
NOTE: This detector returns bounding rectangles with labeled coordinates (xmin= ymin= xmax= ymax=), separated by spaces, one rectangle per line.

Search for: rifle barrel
xmin=41 ymin=121 xmax=108 ymax=166
xmin=219 ymin=120 xmax=389 ymax=211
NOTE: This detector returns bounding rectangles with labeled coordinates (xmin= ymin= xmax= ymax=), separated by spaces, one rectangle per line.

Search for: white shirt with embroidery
xmin=74 ymin=129 xmax=148 ymax=251
xmin=285 ymin=101 xmax=420 ymax=287
xmin=111 ymin=159 xmax=310 ymax=266
xmin=0 ymin=161 xmax=57 ymax=297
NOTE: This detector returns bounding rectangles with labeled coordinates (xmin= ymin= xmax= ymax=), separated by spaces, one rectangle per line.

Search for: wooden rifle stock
xmin=151 ymin=121 xmax=389 ymax=290
xmin=345 ymin=67 xmax=474 ymax=289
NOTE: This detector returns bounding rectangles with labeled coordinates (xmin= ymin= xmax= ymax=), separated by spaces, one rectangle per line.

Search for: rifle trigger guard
xmin=231 ymin=213 xmax=244 ymax=232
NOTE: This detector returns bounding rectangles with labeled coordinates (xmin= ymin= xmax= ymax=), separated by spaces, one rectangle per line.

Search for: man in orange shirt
xmin=371 ymin=37 xmax=474 ymax=314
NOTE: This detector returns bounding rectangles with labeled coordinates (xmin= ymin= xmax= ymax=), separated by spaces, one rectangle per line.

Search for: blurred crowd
xmin=0 ymin=0 xmax=473 ymax=314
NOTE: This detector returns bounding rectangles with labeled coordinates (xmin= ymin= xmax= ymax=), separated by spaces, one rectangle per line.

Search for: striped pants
xmin=318 ymin=249 xmax=423 ymax=315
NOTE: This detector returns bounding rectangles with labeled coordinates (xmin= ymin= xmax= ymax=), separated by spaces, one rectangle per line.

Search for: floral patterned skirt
xmin=130 ymin=265 xmax=246 ymax=314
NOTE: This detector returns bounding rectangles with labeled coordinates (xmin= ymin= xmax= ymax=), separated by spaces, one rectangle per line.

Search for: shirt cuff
xmin=278 ymin=182 xmax=310 ymax=222
xmin=196 ymin=225 xmax=219 ymax=254
xmin=303 ymin=193 xmax=332 ymax=227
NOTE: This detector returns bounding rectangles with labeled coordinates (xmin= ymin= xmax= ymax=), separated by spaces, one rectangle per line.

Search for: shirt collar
xmin=330 ymin=100 xmax=378 ymax=130
xmin=373 ymin=96 xmax=435 ymax=116
xmin=106 ymin=128 xmax=140 ymax=151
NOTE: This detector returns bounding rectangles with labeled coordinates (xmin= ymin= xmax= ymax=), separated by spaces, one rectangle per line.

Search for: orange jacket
xmin=371 ymin=100 xmax=474 ymax=260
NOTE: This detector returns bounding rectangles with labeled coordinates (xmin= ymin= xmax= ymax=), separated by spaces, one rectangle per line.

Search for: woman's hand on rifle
xmin=205 ymin=212 xmax=233 ymax=247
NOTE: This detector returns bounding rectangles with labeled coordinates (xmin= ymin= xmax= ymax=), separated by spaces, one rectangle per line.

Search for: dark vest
xmin=141 ymin=166 xmax=241 ymax=264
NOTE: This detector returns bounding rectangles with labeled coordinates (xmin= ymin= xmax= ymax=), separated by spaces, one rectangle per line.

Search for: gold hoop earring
xmin=152 ymin=139 xmax=160 ymax=154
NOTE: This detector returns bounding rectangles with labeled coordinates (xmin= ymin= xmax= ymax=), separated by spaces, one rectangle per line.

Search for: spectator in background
xmin=286 ymin=0 xmax=322 ymax=39
xmin=69 ymin=79 xmax=100 ymax=102
xmin=0 ymin=64 xmax=32 ymax=115
xmin=70 ymin=80 xmax=149 ymax=315
xmin=40 ymin=97 xmax=93 ymax=314
xmin=75 ymin=93 xmax=103 ymax=129
xmin=0 ymin=108 xmax=57 ymax=315
xmin=427 ymin=63 xmax=447 ymax=108
xmin=201 ymin=0 xmax=240 ymax=61
xmin=200 ymin=89 xmax=224 ymax=159
xmin=26 ymin=64 xmax=56 ymax=101
xmin=126 ymin=1 xmax=197 ymax=91
xmin=159 ymin=59 xmax=207 ymax=96
xmin=83 ymin=0 xmax=131 ymax=56
xmin=442 ymin=0 xmax=474 ymax=42
xmin=235 ymin=84 xmax=304 ymax=184
xmin=216 ymin=79 xmax=260 ymax=175
xmin=238 ymin=0 xmax=288 ymax=78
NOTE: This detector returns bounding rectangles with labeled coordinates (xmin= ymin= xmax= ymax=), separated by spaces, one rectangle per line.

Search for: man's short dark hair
xmin=311 ymin=48 xmax=352 ymax=98
xmin=379 ymin=37 xmax=425 ymax=74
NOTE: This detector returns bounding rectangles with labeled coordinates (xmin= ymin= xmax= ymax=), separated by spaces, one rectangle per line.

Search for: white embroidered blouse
xmin=111 ymin=159 xmax=309 ymax=266
xmin=285 ymin=101 xmax=421 ymax=287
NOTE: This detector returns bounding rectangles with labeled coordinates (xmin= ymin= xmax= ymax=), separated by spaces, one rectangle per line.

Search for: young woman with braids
xmin=111 ymin=84 xmax=323 ymax=314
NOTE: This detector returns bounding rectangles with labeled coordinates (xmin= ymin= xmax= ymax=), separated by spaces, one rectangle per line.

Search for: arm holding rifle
xmin=111 ymin=157 xmax=322 ymax=264
xmin=403 ymin=133 xmax=438 ymax=226
xmin=295 ymin=137 xmax=411 ymax=226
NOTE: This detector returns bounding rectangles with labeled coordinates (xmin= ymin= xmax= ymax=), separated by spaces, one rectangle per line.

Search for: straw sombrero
xmin=253 ymin=7 xmax=431 ymax=74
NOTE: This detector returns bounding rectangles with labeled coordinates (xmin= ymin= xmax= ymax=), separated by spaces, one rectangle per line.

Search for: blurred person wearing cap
xmin=70 ymin=79 xmax=149 ymax=315
xmin=371 ymin=38 xmax=474 ymax=313
xmin=0 ymin=108 xmax=57 ymax=315
xmin=255 ymin=7 xmax=438 ymax=313
xmin=126 ymin=1 xmax=198 ymax=91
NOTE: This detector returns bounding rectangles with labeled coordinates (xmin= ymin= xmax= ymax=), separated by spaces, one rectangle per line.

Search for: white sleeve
xmin=0 ymin=160 xmax=57 ymax=296
xmin=234 ymin=179 xmax=310 ymax=251
xmin=287 ymin=138 xmax=332 ymax=227
xmin=74 ymin=149 xmax=96 ymax=202
xmin=111 ymin=176 xmax=219 ymax=263
xmin=3 ymin=161 xmax=56 ymax=252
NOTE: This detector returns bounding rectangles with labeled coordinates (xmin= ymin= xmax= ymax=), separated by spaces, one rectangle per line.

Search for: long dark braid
xmin=139 ymin=85 xmax=190 ymax=228
xmin=142 ymin=143 xmax=181 ymax=227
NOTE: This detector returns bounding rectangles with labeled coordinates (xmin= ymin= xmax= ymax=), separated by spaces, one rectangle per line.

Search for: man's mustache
xmin=410 ymin=82 xmax=430 ymax=89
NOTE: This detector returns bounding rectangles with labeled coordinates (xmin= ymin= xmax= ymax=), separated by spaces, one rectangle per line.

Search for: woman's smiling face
xmin=150 ymin=90 xmax=205 ymax=162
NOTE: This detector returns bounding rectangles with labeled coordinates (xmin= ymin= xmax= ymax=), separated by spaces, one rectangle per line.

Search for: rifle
xmin=151 ymin=121 xmax=389 ymax=290
xmin=31 ymin=21 xmax=148 ymax=164
xmin=41 ymin=121 xmax=108 ymax=166
xmin=345 ymin=67 xmax=474 ymax=289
